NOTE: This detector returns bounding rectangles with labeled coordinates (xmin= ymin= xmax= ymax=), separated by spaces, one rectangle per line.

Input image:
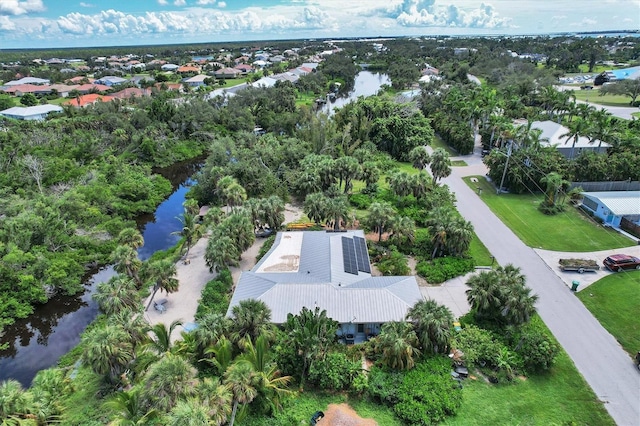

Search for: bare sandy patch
xmin=316 ymin=403 xmax=378 ymax=426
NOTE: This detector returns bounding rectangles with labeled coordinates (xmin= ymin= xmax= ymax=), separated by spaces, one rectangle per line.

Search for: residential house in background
xmin=183 ymin=74 xmax=209 ymax=87
xmin=0 ymin=104 xmax=62 ymax=121
xmin=3 ymin=77 xmax=50 ymax=86
xmin=214 ymin=67 xmax=241 ymax=79
xmin=580 ymin=191 xmax=640 ymax=229
xmin=94 ymin=76 xmax=127 ymax=86
xmin=531 ymin=120 xmax=610 ymax=159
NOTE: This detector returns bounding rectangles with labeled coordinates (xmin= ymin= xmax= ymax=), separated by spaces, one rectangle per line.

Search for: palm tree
xmin=205 ymin=235 xmax=239 ymax=272
xmin=103 ymin=389 xmax=159 ymax=426
xmin=109 ymin=309 xmax=149 ymax=352
xmin=410 ymin=172 xmax=431 ymax=199
xmin=204 ymin=336 xmax=235 ymax=376
xmin=407 ymin=299 xmax=454 ymax=355
xmin=408 ymin=146 xmax=431 ymax=170
xmin=561 ymin=115 xmax=591 ymax=160
xmin=111 ymin=245 xmax=143 ymax=287
xmin=229 ymin=299 xmax=275 ymax=345
xmin=140 ymin=354 xmax=198 ymax=412
xmin=374 ymin=321 xmax=421 ymax=371
xmin=334 ymin=155 xmax=361 ymax=194
xmin=540 ymin=172 xmax=569 ymax=210
xmin=144 ymin=259 xmax=179 ymax=311
xmin=324 ymin=196 xmax=350 ymax=231
xmin=80 ymin=324 xmax=134 ymax=383
xmin=172 ymin=211 xmax=200 ymax=257
xmin=146 ymin=320 xmax=184 ymax=355
xmin=429 ymin=148 xmax=452 ymax=184
xmin=388 ymin=216 xmax=416 ymax=247
xmin=166 ymin=399 xmax=210 ymax=426
xmin=0 ymin=380 xmax=29 ymax=421
xmin=367 ymin=201 xmax=396 ymax=242
xmin=196 ymin=378 xmax=233 ymax=426
xmin=427 ymin=207 xmax=454 ymax=259
xmin=360 ymin=161 xmax=380 ymax=193
xmin=237 ymin=335 xmax=293 ymax=414
xmin=386 ymin=171 xmax=412 ymax=198
xmin=117 ymin=228 xmax=144 ymax=249
xmin=303 ymin=192 xmax=328 ymax=225
xmin=224 ymin=360 xmax=258 ymax=426
xmin=94 ymin=276 xmax=139 ymax=315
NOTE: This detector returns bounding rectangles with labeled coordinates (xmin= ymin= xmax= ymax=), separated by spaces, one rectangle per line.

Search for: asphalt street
xmin=441 ymin=166 xmax=640 ymax=425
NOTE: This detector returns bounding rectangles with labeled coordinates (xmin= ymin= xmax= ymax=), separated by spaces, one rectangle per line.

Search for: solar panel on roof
xmin=341 ymin=236 xmax=358 ymax=275
xmin=354 ymin=236 xmax=371 ymax=273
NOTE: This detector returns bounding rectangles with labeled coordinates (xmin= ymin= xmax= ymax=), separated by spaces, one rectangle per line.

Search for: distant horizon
xmin=1 ymin=1 xmax=638 ymax=49
xmin=1 ymin=29 xmax=638 ymax=54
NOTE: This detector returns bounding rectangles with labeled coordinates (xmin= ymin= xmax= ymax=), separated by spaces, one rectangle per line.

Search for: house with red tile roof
xmin=62 ymin=93 xmax=114 ymax=108
xmin=177 ymin=65 xmax=201 ymax=74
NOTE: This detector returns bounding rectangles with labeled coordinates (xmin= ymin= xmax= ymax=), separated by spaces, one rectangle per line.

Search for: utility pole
xmin=497 ymin=141 xmax=512 ymax=195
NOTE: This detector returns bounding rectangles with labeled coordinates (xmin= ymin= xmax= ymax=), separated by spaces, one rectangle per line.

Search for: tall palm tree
xmin=386 ymin=171 xmax=412 ymax=198
xmin=166 ymin=399 xmax=210 ymax=426
xmin=407 ymin=299 xmax=454 ymax=355
xmin=172 ymin=211 xmax=200 ymax=257
xmin=408 ymin=146 xmax=431 ymax=171
xmin=109 ymin=309 xmax=149 ymax=352
xmin=204 ymin=336 xmax=235 ymax=376
xmin=237 ymin=335 xmax=293 ymax=414
xmin=374 ymin=321 xmax=421 ymax=371
xmin=388 ymin=216 xmax=416 ymax=247
xmin=0 ymin=380 xmax=29 ymax=421
xmin=94 ymin=276 xmax=139 ymax=315
xmin=111 ymin=245 xmax=143 ymax=287
xmin=224 ymin=360 xmax=258 ymax=426
xmin=303 ymin=192 xmax=328 ymax=225
xmin=117 ymin=228 xmax=144 ymax=249
xmin=140 ymin=354 xmax=198 ymax=412
xmin=229 ymin=299 xmax=275 ymax=345
xmin=144 ymin=259 xmax=179 ymax=311
xmin=368 ymin=201 xmax=396 ymax=242
xmin=561 ymin=117 xmax=591 ymax=160
xmin=324 ymin=196 xmax=350 ymax=231
xmin=429 ymin=148 xmax=452 ymax=184
xmin=205 ymin=235 xmax=239 ymax=272
xmin=80 ymin=324 xmax=134 ymax=383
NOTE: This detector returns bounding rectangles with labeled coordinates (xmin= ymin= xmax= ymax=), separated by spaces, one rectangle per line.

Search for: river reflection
xmin=323 ymin=71 xmax=391 ymax=115
xmin=0 ymin=157 xmax=203 ymax=387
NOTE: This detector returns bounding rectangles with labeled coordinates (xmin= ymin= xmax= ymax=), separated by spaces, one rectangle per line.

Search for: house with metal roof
xmin=0 ymin=104 xmax=62 ymax=121
xmin=581 ymin=191 xmax=640 ymax=228
xmin=227 ymin=230 xmax=423 ymax=343
xmin=531 ymin=121 xmax=610 ymax=159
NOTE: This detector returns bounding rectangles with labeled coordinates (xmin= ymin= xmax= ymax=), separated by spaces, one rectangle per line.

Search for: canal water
xmin=322 ymin=71 xmax=391 ymax=115
xmin=0 ymin=158 xmax=202 ymax=387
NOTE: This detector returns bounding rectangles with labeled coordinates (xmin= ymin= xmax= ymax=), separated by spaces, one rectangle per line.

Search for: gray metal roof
xmin=532 ymin=120 xmax=609 ymax=149
xmin=227 ymin=231 xmax=423 ymax=323
xmin=582 ymin=191 xmax=640 ymax=216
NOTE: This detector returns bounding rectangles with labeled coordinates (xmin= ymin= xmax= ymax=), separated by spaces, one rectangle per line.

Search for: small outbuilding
xmin=580 ymin=191 xmax=640 ymax=228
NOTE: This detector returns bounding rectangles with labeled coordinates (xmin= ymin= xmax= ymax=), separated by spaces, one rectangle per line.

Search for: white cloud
xmin=157 ymin=0 xmax=168 ymax=5
xmin=196 ymin=0 xmax=217 ymax=4
xmin=391 ymin=0 xmax=510 ymax=29
xmin=570 ymin=17 xmax=597 ymax=27
xmin=0 ymin=0 xmax=45 ymax=16
xmin=79 ymin=2 xmax=95 ymax=7
xmin=0 ymin=16 xmax=16 ymax=30
xmin=174 ymin=0 xmax=186 ymax=5
xmin=218 ymin=2 xmax=226 ymax=7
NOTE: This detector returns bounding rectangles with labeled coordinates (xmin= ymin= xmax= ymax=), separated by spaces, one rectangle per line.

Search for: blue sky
xmin=0 ymin=0 xmax=638 ymax=49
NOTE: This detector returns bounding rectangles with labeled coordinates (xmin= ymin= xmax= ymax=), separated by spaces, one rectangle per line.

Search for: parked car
xmin=603 ymin=254 xmax=640 ymax=272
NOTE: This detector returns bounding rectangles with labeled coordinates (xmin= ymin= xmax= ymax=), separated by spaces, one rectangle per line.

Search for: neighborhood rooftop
xmin=582 ymin=192 xmax=640 ymax=216
xmin=227 ymin=230 xmax=422 ymax=324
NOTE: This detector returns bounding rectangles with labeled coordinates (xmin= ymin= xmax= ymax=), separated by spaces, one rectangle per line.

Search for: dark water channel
xmin=322 ymin=71 xmax=391 ymax=115
xmin=0 ymin=158 xmax=203 ymax=387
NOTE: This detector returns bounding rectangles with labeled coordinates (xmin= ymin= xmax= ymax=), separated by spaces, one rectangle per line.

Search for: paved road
xmin=441 ymin=165 xmax=640 ymax=426
xmin=557 ymin=85 xmax=639 ymax=120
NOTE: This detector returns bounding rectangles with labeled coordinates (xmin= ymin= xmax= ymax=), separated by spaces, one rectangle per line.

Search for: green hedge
xmin=416 ymin=257 xmax=475 ymax=284
xmin=195 ymin=269 xmax=233 ymax=319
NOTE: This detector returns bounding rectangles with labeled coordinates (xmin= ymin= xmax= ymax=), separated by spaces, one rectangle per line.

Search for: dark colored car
xmin=603 ymin=254 xmax=640 ymax=272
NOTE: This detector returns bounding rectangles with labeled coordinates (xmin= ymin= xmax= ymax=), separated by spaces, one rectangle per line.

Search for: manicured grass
xmin=218 ymin=78 xmax=247 ymax=88
xmin=431 ymin=135 xmax=458 ymax=156
xmin=451 ymin=160 xmax=468 ymax=167
xmin=576 ymin=64 xmax=612 ymax=74
xmin=572 ymin=89 xmax=634 ymax=107
xmin=443 ymin=350 xmax=614 ymax=426
xmin=468 ymin=235 xmax=494 ymax=267
xmin=577 ymin=272 xmax=640 ymax=356
xmin=464 ymin=176 xmax=633 ymax=251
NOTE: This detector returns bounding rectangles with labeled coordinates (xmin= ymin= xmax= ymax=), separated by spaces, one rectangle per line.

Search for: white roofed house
xmin=227 ymin=231 xmax=423 ymax=343
xmin=531 ymin=120 xmax=610 ymax=159
xmin=0 ymin=104 xmax=63 ymax=121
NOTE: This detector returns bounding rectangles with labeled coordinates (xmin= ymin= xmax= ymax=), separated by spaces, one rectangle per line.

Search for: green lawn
xmin=572 ymin=89 xmax=634 ymax=108
xmin=443 ymin=351 xmax=614 ymax=426
xmin=577 ymin=272 xmax=640 ymax=356
xmin=431 ymin=135 xmax=458 ymax=156
xmin=464 ymin=176 xmax=633 ymax=251
xmin=468 ymin=235 xmax=494 ymax=267
xmin=451 ymin=160 xmax=468 ymax=167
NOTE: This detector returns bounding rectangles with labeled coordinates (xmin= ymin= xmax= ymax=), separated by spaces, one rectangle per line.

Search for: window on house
xmin=357 ymin=324 xmax=364 ymax=333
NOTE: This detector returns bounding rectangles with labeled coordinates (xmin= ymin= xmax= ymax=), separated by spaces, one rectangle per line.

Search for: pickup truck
xmin=559 ymin=258 xmax=600 ymax=273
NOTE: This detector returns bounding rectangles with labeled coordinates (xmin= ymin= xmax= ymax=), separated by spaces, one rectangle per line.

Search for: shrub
xmin=349 ymin=193 xmax=372 ymax=209
xmin=394 ymin=357 xmax=462 ymax=425
xmin=377 ymin=248 xmax=410 ymax=276
xmin=367 ymin=366 xmax=403 ymax=405
xmin=308 ymin=352 xmax=362 ymax=391
xmin=195 ymin=269 xmax=233 ymax=319
xmin=508 ymin=319 xmax=560 ymax=373
xmin=416 ymin=257 xmax=475 ymax=284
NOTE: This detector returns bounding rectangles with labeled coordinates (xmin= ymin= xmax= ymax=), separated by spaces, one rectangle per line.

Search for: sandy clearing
xmin=316 ymin=403 xmax=378 ymax=426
